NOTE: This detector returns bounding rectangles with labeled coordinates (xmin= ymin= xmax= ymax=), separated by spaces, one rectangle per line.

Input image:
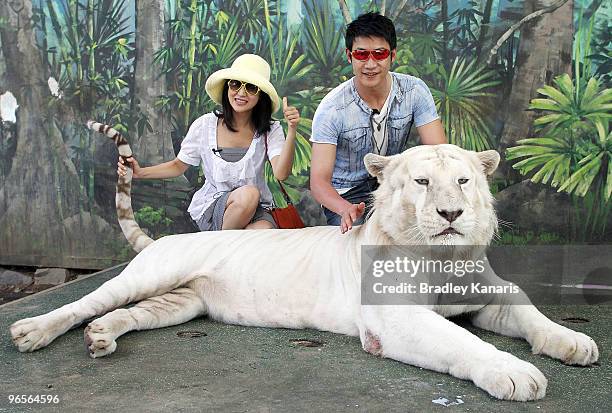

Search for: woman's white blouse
xmin=177 ymin=113 xmax=285 ymax=221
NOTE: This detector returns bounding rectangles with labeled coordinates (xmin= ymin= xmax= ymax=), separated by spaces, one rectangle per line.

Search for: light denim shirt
xmin=310 ymin=72 xmax=439 ymax=189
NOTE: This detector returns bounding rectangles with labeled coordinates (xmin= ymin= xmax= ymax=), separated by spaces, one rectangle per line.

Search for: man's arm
xmin=411 ymin=78 xmax=447 ymax=145
xmin=416 ymin=119 xmax=447 ymax=144
xmin=310 ymin=143 xmax=365 ymax=233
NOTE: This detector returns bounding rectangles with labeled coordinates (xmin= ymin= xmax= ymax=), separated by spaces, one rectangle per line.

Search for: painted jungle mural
xmin=0 ymin=0 xmax=610 ymax=269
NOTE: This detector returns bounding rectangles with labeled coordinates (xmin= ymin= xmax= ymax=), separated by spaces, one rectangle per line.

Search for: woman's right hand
xmin=283 ymin=97 xmax=300 ymax=130
xmin=118 ymin=156 xmax=141 ymax=178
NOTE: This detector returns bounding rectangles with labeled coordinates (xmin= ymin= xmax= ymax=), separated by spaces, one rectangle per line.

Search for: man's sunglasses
xmin=227 ymin=79 xmax=260 ymax=95
xmin=349 ymin=48 xmax=391 ymax=61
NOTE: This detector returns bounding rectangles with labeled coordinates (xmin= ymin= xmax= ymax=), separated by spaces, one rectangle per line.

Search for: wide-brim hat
xmin=205 ymin=54 xmax=281 ymax=113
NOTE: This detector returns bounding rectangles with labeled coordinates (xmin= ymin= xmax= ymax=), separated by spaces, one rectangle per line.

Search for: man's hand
xmin=310 ymin=142 xmax=364 ymax=233
xmin=283 ymin=97 xmax=300 ymax=130
xmin=340 ymin=202 xmax=366 ymax=233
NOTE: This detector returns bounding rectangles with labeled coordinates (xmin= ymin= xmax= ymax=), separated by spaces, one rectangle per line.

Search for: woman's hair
xmin=214 ymin=82 xmax=274 ymax=135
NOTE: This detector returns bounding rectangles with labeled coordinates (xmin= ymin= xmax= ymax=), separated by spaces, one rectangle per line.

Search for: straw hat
xmin=205 ymin=54 xmax=281 ymax=113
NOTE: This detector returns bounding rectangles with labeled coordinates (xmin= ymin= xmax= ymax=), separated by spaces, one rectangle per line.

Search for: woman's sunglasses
xmin=349 ymin=48 xmax=391 ymax=61
xmin=227 ymin=79 xmax=260 ymax=96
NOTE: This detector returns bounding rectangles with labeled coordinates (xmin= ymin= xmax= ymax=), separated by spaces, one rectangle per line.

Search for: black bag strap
xmin=264 ymin=132 xmax=292 ymax=205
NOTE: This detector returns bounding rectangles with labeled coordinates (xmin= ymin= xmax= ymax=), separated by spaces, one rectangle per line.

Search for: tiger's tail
xmin=86 ymin=120 xmax=153 ymax=252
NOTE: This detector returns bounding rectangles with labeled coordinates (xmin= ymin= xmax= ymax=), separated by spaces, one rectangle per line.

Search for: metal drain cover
xmin=290 ymin=339 xmax=324 ymax=347
xmin=561 ymin=317 xmax=590 ymax=323
xmin=176 ymin=330 xmax=207 ymax=338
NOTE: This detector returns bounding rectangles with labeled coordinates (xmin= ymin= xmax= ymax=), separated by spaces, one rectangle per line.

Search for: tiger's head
xmin=365 ymin=144 xmax=500 ymax=246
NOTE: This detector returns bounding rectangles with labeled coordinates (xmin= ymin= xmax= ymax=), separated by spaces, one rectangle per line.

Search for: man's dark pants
xmin=323 ymin=177 xmax=379 ymax=226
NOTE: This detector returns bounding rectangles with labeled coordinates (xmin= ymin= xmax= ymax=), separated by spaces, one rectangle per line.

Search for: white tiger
xmin=10 ymin=124 xmax=598 ymax=401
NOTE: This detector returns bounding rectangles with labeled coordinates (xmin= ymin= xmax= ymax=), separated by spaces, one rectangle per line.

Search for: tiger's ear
xmin=476 ymin=150 xmax=500 ymax=176
xmin=364 ymin=153 xmax=392 ymax=178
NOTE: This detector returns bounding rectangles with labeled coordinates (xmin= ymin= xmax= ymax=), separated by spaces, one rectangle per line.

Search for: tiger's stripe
xmin=86 ymin=120 xmax=153 ymax=252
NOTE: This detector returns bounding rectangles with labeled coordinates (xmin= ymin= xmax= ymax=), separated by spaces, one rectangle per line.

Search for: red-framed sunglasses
xmin=349 ymin=48 xmax=391 ymax=61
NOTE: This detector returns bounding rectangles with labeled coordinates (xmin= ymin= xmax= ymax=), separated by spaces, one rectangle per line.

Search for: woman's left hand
xmin=283 ymin=97 xmax=300 ymax=130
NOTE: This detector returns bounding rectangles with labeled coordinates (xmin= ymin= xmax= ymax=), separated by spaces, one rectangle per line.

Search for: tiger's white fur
xmin=10 ymin=134 xmax=599 ymax=401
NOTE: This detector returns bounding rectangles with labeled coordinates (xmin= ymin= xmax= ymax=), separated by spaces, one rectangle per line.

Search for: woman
xmin=118 ymin=54 xmax=300 ymax=230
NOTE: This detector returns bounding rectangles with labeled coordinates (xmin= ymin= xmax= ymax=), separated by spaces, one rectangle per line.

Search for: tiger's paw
xmin=84 ymin=321 xmax=118 ymax=358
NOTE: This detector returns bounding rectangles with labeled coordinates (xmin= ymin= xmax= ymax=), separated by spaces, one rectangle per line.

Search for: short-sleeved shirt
xmin=177 ymin=113 xmax=285 ymax=221
xmin=310 ymin=72 xmax=439 ymax=189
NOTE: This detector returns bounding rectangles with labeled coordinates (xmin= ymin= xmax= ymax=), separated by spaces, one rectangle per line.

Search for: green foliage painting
xmin=507 ymin=12 xmax=612 ymax=239
xmin=0 ymin=0 xmax=610 ymax=269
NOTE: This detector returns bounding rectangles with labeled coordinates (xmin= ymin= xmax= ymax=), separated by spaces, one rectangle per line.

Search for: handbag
xmin=264 ymin=133 xmax=305 ymax=229
xmin=269 ymin=185 xmax=305 ymax=229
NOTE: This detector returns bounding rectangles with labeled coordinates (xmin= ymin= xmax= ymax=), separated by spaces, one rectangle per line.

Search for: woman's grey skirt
xmin=196 ymin=191 xmax=277 ymax=231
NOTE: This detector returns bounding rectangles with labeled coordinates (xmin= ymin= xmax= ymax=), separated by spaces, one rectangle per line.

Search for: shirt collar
xmin=350 ymin=72 xmax=403 ymax=114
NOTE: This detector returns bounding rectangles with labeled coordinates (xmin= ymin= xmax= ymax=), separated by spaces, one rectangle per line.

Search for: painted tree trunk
xmin=0 ymin=0 xmax=124 ymax=269
xmin=498 ymin=0 xmax=573 ymax=157
xmin=442 ymin=0 xmax=450 ymax=66
xmin=131 ymin=0 xmax=193 ymax=229
xmin=337 ymin=0 xmax=352 ymax=24
xmin=133 ymin=0 xmax=173 ymax=165
xmin=476 ymin=0 xmax=495 ymax=61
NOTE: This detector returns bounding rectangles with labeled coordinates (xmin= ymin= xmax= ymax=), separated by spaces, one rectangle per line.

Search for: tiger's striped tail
xmin=86 ymin=120 xmax=153 ymax=252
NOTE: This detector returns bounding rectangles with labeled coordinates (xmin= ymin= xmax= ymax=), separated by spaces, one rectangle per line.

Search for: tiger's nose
xmin=437 ymin=209 xmax=463 ymax=223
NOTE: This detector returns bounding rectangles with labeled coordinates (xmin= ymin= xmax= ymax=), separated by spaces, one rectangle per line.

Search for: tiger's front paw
xmin=84 ymin=321 xmax=118 ymax=358
xmin=472 ymin=353 xmax=547 ymax=401
xmin=10 ymin=317 xmax=56 ymax=352
xmin=531 ymin=326 xmax=599 ymax=365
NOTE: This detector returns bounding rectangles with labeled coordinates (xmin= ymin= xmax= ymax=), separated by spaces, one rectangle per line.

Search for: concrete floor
xmin=0 ymin=264 xmax=610 ymax=412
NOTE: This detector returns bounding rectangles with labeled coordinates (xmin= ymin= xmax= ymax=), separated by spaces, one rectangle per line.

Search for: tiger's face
xmin=365 ymin=145 xmax=500 ymax=246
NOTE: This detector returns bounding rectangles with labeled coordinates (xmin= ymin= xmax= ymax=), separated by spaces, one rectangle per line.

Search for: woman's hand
xmin=283 ymin=97 xmax=300 ymax=130
xmin=117 ymin=156 xmax=142 ymax=178
xmin=116 ymin=157 xmax=188 ymax=179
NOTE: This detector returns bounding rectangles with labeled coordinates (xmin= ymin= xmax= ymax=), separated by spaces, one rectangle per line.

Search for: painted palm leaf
xmin=508 ymin=119 xmax=611 ymax=202
xmin=263 ymin=119 xmax=313 ymax=207
xmin=302 ymin=0 xmax=347 ymax=83
xmin=511 ymin=72 xmax=612 ymax=209
xmin=259 ymin=1 xmax=314 ymax=96
xmin=290 ymin=87 xmax=330 ymax=119
xmin=431 ymin=58 xmax=500 ymax=151
xmin=530 ymin=74 xmax=612 ymax=133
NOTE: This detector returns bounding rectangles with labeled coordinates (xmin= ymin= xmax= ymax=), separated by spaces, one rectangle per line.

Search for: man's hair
xmin=215 ymin=82 xmax=273 ymax=135
xmin=345 ymin=12 xmax=397 ymax=51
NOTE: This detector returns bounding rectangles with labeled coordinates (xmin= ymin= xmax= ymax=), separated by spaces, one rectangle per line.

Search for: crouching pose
xmin=118 ymin=53 xmax=300 ymax=232
xmin=10 ymin=135 xmax=598 ymax=401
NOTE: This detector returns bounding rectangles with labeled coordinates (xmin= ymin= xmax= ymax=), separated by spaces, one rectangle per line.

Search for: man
xmin=310 ymin=12 xmax=447 ymax=233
